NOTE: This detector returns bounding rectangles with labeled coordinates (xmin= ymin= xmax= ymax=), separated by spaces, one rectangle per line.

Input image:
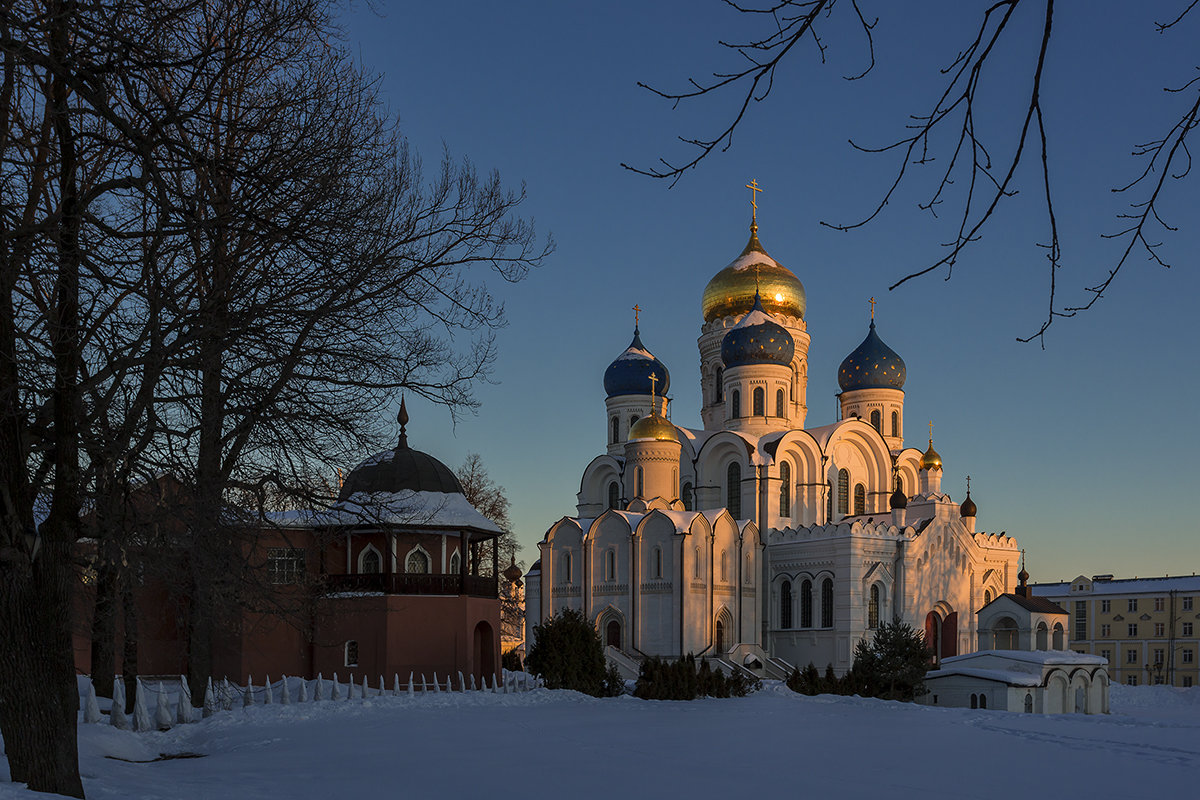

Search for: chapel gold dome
xmin=920 ymin=442 xmax=943 ymax=472
xmin=702 ymin=227 xmax=806 ymax=323
xmin=628 ymin=413 xmax=679 ymax=443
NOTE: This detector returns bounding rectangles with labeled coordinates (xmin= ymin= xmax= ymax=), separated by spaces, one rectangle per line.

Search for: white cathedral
xmin=525 ymin=210 xmax=1022 ymax=676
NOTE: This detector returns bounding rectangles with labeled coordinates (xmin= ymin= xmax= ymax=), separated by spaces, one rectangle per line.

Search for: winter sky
xmin=339 ymin=1 xmax=1198 ymax=582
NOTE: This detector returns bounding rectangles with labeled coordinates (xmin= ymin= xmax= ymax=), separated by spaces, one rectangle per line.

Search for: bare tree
xmin=625 ymin=1 xmax=1199 ymax=343
xmin=455 ymin=452 xmax=524 ymax=639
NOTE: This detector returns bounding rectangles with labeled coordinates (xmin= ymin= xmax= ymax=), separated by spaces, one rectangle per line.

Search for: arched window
xmin=405 ymin=548 xmax=430 ymax=574
xmin=562 ymin=552 xmax=572 ymax=583
xmin=1036 ymin=621 xmax=1048 ymax=650
xmin=753 ymin=387 xmax=765 ymax=416
xmin=693 ymin=547 xmax=701 ymax=579
xmin=970 ymin=694 xmax=978 ymax=709
xmin=979 ymin=694 xmax=987 ymax=709
xmin=726 ymin=462 xmax=741 ymax=519
xmin=635 ymin=466 xmax=644 ymax=498
xmin=781 ymin=580 xmax=793 ymax=629
xmin=745 ymin=554 xmax=753 ymax=584
xmin=869 ymin=584 xmax=880 ymax=629
xmin=870 ymin=409 xmax=881 ymax=432
xmin=610 ymin=416 xmax=619 ymax=444
xmin=731 ymin=390 xmax=741 ymax=418
xmin=775 ymin=388 xmax=785 ymax=418
xmin=826 ymin=481 xmax=832 ymax=522
xmin=1024 ymin=693 xmax=1034 ymax=713
xmin=608 ymin=481 xmax=620 ymax=510
xmin=837 ymin=469 xmax=849 ymax=515
xmin=715 ymin=367 xmax=724 ymax=402
xmin=359 ymin=546 xmax=381 ymax=574
xmin=800 ymin=580 xmax=813 ymax=628
xmin=854 ymin=483 xmax=866 ymax=516
xmin=984 ymin=589 xmax=993 ymax=605
xmin=720 ymin=550 xmax=728 ymax=582
xmin=654 ymin=547 xmax=663 ymax=579
xmin=1052 ymin=622 xmax=1064 ymax=650
xmin=605 ymin=550 xmax=616 ymax=582
xmin=682 ymin=482 xmax=693 ymax=511
xmin=449 ymin=551 xmax=461 ymax=575
xmin=779 ymin=462 xmax=791 ymax=518
xmin=891 ymin=411 xmax=900 ymax=437
xmin=344 ymin=640 xmax=358 ymax=667
xmin=821 ymin=578 xmax=834 ymax=627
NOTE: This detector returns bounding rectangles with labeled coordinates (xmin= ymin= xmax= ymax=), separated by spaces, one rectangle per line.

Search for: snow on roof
xmin=925 ymin=666 xmax=1043 ymax=687
xmin=614 ymin=344 xmax=655 ymax=361
xmin=726 ymin=249 xmax=781 ymax=272
xmin=731 ymin=306 xmax=773 ymax=329
xmin=267 ymin=490 xmax=501 ymax=534
xmin=1033 ymin=575 xmax=1200 ymax=596
xmin=942 ymin=649 xmax=1107 ymax=667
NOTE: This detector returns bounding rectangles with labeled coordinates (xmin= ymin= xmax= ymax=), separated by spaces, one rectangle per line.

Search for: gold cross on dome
xmin=869 ymin=297 xmax=876 ymax=320
xmin=632 ymin=304 xmax=641 ymax=329
xmin=929 ymin=420 xmax=934 ymax=441
xmin=746 ymin=179 xmax=763 ymax=224
xmin=648 ymin=371 xmax=658 ymax=404
xmin=966 ymin=475 xmax=972 ymax=493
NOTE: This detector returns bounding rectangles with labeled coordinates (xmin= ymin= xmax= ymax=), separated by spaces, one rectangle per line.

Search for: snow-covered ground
xmin=2 ymin=680 xmax=1197 ymax=799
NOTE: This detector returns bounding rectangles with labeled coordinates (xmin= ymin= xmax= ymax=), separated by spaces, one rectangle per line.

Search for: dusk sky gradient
xmin=341 ymin=1 xmax=1198 ymax=582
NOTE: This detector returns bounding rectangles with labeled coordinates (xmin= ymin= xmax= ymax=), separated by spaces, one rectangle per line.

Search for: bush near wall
xmin=634 ymin=654 xmax=760 ymax=700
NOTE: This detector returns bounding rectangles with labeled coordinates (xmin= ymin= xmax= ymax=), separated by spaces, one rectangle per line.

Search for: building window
xmin=727 ymin=462 xmax=741 ymax=519
xmin=779 ymin=462 xmax=791 ymax=518
xmin=826 ymin=480 xmax=833 ymax=522
xmin=720 ymin=550 xmax=728 ymax=582
xmin=1126 ymin=675 xmax=1138 ymax=686
xmin=745 ymin=553 xmax=754 ymax=585
xmin=1183 ymin=649 xmax=1194 ymax=664
xmin=1185 ymin=677 xmax=1194 ymax=687
xmin=1128 ymin=623 xmax=1138 ymax=637
xmin=801 ymin=579 xmax=813 ymax=628
xmin=1126 ymin=649 xmax=1138 ymax=664
xmin=821 ymin=578 xmax=834 ymax=628
xmin=682 ymin=482 xmax=693 ymax=511
xmin=610 ymin=416 xmax=620 ymax=444
xmin=635 ymin=466 xmax=644 ymax=498
xmin=406 ymin=549 xmax=430 ymax=574
xmin=449 ymin=551 xmax=461 ymax=575
xmin=344 ymin=640 xmax=358 ymax=668
xmin=1153 ymin=648 xmax=1164 ymax=664
xmin=1101 ymin=599 xmax=1111 ymax=613
xmin=715 ymin=367 xmax=724 ymax=402
xmin=775 ymin=388 xmax=785 ymax=418
xmin=868 ymin=585 xmax=880 ymax=629
xmin=870 ymin=409 xmax=881 ymax=433
xmin=1101 ymin=624 xmax=1111 ymax=637
xmin=608 ymin=481 xmax=620 ymax=510
xmin=753 ymin=387 xmax=764 ymax=416
xmin=694 ymin=547 xmax=701 ymax=579
xmin=836 ymin=469 xmax=849 ymax=516
xmin=605 ymin=550 xmax=616 ymax=582
xmin=1183 ymin=622 xmax=1194 ymax=637
xmin=781 ymin=580 xmax=793 ymax=629
xmin=1128 ymin=598 xmax=1138 ymax=613
xmin=267 ymin=548 xmax=306 ymax=585
xmin=731 ymin=390 xmax=741 ymax=418
xmin=853 ymin=484 xmax=865 ymax=516
xmin=654 ymin=547 xmax=663 ymax=579
xmin=1154 ymin=597 xmax=1165 ymax=612
xmin=1154 ymin=622 xmax=1165 ymax=637
xmin=891 ymin=411 xmax=899 ymax=437
xmin=562 ymin=552 xmax=572 ymax=583
xmin=359 ymin=546 xmax=382 ymax=574
xmin=1074 ymin=600 xmax=1087 ymax=640
xmin=984 ymin=590 xmax=993 ymax=605
xmin=1184 ymin=597 xmax=1194 ymax=611
xmin=970 ymin=694 xmax=978 ymax=709
xmin=1101 ymin=649 xmax=1111 ymax=662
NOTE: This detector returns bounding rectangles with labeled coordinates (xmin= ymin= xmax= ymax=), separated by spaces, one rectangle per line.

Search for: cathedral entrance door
xmin=715 ymin=619 xmax=725 ymax=653
xmin=606 ymin=620 xmax=621 ymax=649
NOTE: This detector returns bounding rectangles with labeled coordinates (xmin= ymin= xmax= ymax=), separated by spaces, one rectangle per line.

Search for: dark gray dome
xmin=338 ymin=441 xmax=463 ymax=500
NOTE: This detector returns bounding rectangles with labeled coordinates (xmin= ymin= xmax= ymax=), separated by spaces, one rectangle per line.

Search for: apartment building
xmin=1032 ymin=574 xmax=1200 ymax=687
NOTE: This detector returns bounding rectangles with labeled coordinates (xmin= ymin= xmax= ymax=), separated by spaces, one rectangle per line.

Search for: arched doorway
xmin=940 ymin=612 xmax=958 ymax=658
xmin=606 ymin=619 xmax=621 ymax=649
xmin=473 ymin=620 xmax=496 ymax=685
xmin=715 ymin=618 xmax=726 ymax=653
xmin=924 ymin=611 xmax=941 ymax=664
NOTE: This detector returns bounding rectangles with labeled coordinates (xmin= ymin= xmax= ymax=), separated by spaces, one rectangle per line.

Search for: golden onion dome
xmin=702 ymin=226 xmax=806 ymax=323
xmin=628 ymin=413 xmax=679 ymax=443
xmin=920 ymin=440 xmax=943 ymax=471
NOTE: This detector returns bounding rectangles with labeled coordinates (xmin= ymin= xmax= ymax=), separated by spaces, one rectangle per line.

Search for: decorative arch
xmin=714 ymin=606 xmax=734 ymax=653
xmin=357 ymin=543 xmax=383 ymax=574
xmin=596 ymin=605 xmax=626 ymax=651
xmin=404 ymin=545 xmax=431 ymax=574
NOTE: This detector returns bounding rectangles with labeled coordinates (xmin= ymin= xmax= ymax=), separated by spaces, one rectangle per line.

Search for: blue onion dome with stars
xmin=720 ymin=292 xmax=795 ymax=368
xmin=837 ymin=319 xmax=906 ymax=391
xmin=603 ymin=326 xmax=670 ymax=398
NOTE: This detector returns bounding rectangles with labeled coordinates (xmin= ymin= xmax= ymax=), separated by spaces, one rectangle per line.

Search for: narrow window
xmin=610 ymin=416 xmax=620 ymax=444
xmin=775 ymin=388 xmax=785 ymax=418
xmin=608 ymin=481 xmax=620 ymax=510
xmin=826 ymin=481 xmax=832 ymax=522
xmin=970 ymin=694 xmax=978 ymax=709
xmin=405 ymin=549 xmax=430 ymax=574
xmin=731 ymin=390 xmax=741 ymax=418
xmin=360 ymin=548 xmax=381 ymax=574
xmin=781 ymin=580 xmax=793 ymax=629
xmin=868 ymin=585 xmax=880 ymax=629
xmin=654 ymin=547 xmax=663 ymax=579
xmin=821 ymin=578 xmax=834 ymax=627
xmin=979 ymin=695 xmax=987 ymax=709
xmin=891 ymin=411 xmax=899 ymax=437
xmin=800 ymin=580 xmax=813 ymax=628
xmin=605 ymin=550 xmax=615 ymax=582
xmin=753 ymin=387 xmax=764 ymax=416
xmin=345 ymin=640 xmax=358 ymax=668
xmin=726 ymin=462 xmax=741 ymax=519
xmin=984 ymin=589 xmax=992 ymax=605
xmin=694 ymin=547 xmax=701 ymax=579
xmin=715 ymin=367 xmax=724 ymax=402
xmin=779 ymin=462 xmax=791 ymax=518
xmin=720 ymin=550 xmax=728 ymax=582
xmin=854 ymin=483 xmax=866 ymax=516
xmin=837 ymin=469 xmax=849 ymax=515
xmin=682 ymin=482 xmax=693 ymax=511
xmin=449 ymin=551 xmax=461 ymax=575
xmin=635 ymin=466 xmax=644 ymax=498
xmin=562 ymin=552 xmax=572 ymax=583
xmin=870 ymin=409 xmax=881 ymax=433
xmin=745 ymin=553 xmax=753 ymax=584
xmin=630 ymin=415 xmax=639 ymax=429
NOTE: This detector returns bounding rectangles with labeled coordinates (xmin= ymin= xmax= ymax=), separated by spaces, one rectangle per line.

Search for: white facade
xmin=527 ymin=220 xmax=1021 ymax=672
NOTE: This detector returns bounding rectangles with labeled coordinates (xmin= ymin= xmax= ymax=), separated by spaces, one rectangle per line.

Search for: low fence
xmin=79 ymin=669 xmax=543 ymax=733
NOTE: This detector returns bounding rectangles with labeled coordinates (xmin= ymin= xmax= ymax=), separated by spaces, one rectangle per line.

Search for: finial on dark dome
xmin=632 ymin=303 xmax=641 ymax=334
xmin=397 ymin=396 xmax=409 ymax=449
xmin=1016 ymin=549 xmax=1030 ymax=596
xmin=869 ymin=296 xmax=876 ymax=322
xmin=960 ymin=475 xmax=977 ymax=518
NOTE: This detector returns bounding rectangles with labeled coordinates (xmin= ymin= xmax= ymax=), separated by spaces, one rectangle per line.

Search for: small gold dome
xmin=628 ymin=413 xmax=679 ymax=443
xmin=702 ymin=227 xmax=806 ymax=323
xmin=920 ymin=441 xmax=943 ymax=471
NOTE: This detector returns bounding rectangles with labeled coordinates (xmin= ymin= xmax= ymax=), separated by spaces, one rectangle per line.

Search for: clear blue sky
xmin=341 ymin=1 xmax=1198 ymax=583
